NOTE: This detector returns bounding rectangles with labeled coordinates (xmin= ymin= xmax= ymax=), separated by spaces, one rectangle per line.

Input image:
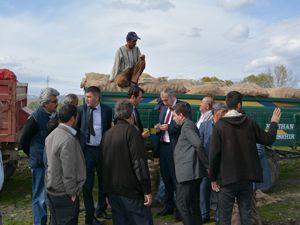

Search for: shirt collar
xmin=171 ymin=98 xmax=177 ymax=109
xmin=60 ymin=123 xmax=77 ymax=136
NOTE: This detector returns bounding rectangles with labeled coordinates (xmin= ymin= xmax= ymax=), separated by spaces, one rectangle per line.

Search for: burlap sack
xmin=148 ymin=159 xmax=160 ymax=195
xmin=186 ymin=83 xmax=225 ymax=96
xmin=267 ymin=87 xmax=300 ymax=98
xmin=81 ymin=72 xmax=126 ymax=92
xmin=222 ymin=83 xmax=269 ymax=97
xmin=140 ymin=82 xmax=187 ymax=93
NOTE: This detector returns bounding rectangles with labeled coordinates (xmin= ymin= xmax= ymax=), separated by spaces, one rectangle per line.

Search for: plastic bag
xmin=0 ymin=151 xmax=4 ymax=190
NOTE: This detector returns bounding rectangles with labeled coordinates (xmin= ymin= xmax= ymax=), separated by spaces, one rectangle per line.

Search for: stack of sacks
xmin=222 ymin=83 xmax=269 ymax=97
xmin=267 ymin=87 xmax=300 ymax=98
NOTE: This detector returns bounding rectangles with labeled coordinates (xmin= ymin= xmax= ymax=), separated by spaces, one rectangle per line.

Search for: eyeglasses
xmin=49 ymin=99 xmax=58 ymax=104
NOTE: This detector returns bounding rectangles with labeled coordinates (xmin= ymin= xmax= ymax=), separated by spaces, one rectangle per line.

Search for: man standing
xmin=196 ymin=97 xmax=213 ymax=129
xmin=77 ymin=86 xmax=112 ymax=225
xmin=173 ymin=102 xmax=208 ymax=225
xmin=45 ymin=105 xmax=86 ymax=225
xmin=127 ymin=85 xmax=149 ymax=138
xmin=199 ymin=102 xmax=227 ymax=223
xmin=156 ymin=87 xmax=191 ymax=217
xmin=101 ymin=100 xmax=153 ymax=225
xmin=110 ymin=31 xmax=146 ymax=87
xmin=19 ymin=87 xmax=60 ymax=225
xmin=209 ymin=91 xmax=281 ymax=225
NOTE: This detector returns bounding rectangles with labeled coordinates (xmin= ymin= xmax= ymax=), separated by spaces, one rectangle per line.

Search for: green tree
xmin=242 ymin=73 xmax=273 ymax=88
xmin=200 ymin=76 xmax=233 ymax=86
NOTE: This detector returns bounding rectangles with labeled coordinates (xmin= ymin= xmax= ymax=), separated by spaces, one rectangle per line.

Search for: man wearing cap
xmin=110 ymin=31 xmax=146 ymax=87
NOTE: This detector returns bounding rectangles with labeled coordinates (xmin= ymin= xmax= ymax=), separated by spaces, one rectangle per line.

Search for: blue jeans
xmin=200 ymin=176 xmax=211 ymax=220
xmin=108 ymin=194 xmax=153 ymax=225
xmin=31 ymin=167 xmax=47 ymax=225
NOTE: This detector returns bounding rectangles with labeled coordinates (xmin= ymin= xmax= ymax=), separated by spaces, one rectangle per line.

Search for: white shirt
xmin=162 ymin=99 xmax=177 ymax=143
xmin=60 ymin=123 xmax=77 ymax=136
xmin=196 ymin=110 xmax=213 ymax=129
xmin=87 ymin=104 xmax=102 ymax=146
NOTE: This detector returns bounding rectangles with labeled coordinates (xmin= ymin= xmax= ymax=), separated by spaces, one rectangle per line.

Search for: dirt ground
xmin=0 ymin=156 xmax=300 ymax=225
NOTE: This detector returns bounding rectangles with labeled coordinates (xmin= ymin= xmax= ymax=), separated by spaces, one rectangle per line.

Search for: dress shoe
xmin=202 ymin=217 xmax=210 ymax=223
xmin=85 ymin=217 xmax=106 ymax=225
xmin=175 ymin=210 xmax=182 ymax=222
xmin=157 ymin=208 xmax=174 ymax=216
xmin=96 ymin=210 xmax=112 ymax=219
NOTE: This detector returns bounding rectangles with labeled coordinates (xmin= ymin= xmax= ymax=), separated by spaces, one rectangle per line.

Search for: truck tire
xmin=4 ymin=160 xmax=18 ymax=179
xmin=266 ymin=150 xmax=280 ymax=191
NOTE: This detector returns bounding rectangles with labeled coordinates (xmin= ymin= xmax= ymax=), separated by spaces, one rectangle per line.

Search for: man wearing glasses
xmin=20 ymin=87 xmax=60 ymax=225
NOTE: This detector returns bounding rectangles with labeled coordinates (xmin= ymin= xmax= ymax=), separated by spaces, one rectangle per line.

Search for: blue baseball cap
xmin=126 ymin=31 xmax=141 ymax=41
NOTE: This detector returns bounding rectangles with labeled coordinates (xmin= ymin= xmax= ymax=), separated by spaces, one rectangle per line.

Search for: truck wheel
xmin=4 ymin=160 xmax=18 ymax=179
xmin=267 ymin=150 xmax=280 ymax=189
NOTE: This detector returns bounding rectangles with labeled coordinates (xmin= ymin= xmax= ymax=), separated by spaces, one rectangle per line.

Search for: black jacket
xmin=101 ymin=119 xmax=151 ymax=198
xmin=209 ymin=114 xmax=278 ymax=186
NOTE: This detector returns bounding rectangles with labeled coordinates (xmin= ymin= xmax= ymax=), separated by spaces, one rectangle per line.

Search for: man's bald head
xmin=200 ymin=96 xmax=213 ymax=113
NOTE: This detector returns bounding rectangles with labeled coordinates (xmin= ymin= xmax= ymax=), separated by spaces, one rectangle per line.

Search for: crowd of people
xmin=16 ymin=82 xmax=281 ymax=225
xmin=15 ymin=31 xmax=283 ymax=225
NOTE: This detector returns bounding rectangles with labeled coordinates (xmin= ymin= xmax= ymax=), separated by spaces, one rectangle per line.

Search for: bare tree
xmin=273 ymin=64 xmax=295 ymax=87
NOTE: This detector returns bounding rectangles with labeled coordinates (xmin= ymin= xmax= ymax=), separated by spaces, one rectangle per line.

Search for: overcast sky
xmin=1 ymin=0 xmax=300 ymax=95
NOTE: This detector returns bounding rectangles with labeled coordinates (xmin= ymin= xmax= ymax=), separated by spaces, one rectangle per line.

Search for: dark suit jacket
xmin=133 ymin=107 xmax=143 ymax=133
xmin=76 ymin=103 xmax=112 ymax=150
xmin=158 ymin=100 xmax=192 ymax=149
xmin=174 ymin=119 xmax=208 ymax=183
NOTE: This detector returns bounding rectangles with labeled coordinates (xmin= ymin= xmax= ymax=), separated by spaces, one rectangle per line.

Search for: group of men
xmin=17 ymin=30 xmax=283 ymax=225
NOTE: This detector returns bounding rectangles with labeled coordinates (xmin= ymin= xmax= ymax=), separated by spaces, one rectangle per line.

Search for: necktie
xmin=161 ymin=108 xmax=173 ymax=142
xmin=88 ymin=107 xmax=96 ymax=142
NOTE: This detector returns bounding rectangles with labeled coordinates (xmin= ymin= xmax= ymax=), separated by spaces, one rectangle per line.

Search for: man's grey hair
xmin=64 ymin=93 xmax=79 ymax=105
xmin=39 ymin=87 xmax=60 ymax=105
xmin=114 ymin=100 xmax=133 ymax=120
xmin=212 ymin=102 xmax=226 ymax=115
xmin=161 ymin=87 xmax=176 ymax=98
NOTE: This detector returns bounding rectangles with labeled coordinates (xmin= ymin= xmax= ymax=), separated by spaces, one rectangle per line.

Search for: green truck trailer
xmin=102 ymin=91 xmax=300 ymax=149
xmin=101 ymin=91 xmax=300 ymax=190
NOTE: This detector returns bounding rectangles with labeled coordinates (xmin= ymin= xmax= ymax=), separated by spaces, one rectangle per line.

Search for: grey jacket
xmin=45 ymin=124 xmax=86 ymax=196
xmin=174 ymin=119 xmax=208 ymax=183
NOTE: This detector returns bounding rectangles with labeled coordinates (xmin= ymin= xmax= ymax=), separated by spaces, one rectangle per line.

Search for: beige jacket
xmin=45 ymin=124 xmax=86 ymax=196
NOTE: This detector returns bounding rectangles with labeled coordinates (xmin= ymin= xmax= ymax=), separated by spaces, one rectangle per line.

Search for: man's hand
xmin=159 ymin=124 xmax=168 ymax=131
xmin=70 ymin=195 xmax=76 ymax=202
xmin=144 ymin=194 xmax=152 ymax=207
xmin=140 ymin=54 xmax=145 ymax=60
xmin=211 ymin=181 xmax=220 ymax=192
xmin=271 ymin=108 xmax=281 ymax=123
xmin=142 ymin=130 xmax=150 ymax=139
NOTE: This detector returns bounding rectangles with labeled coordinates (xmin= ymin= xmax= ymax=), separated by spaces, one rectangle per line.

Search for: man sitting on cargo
xmin=110 ymin=31 xmax=146 ymax=87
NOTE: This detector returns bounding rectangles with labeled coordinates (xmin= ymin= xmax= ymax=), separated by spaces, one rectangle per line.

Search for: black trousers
xmin=46 ymin=193 xmax=79 ymax=225
xmin=83 ymin=146 xmax=107 ymax=221
xmin=218 ymin=180 xmax=253 ymax=225
xmin=176 ymin=179 xmax=202 ymax=225
xmin=108 ymin=193 xmax=153 ymax=225
xmin=159 ymin=142 xmax=177 ymax=211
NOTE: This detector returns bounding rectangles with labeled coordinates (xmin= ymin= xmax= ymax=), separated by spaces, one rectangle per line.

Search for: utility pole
xmin=46 ymin=76 xmax=49 ymax=87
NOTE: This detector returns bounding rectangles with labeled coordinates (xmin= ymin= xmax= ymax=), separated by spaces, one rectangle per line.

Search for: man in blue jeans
xmin=199 ymin=102 xmax=227 ymax=223
xmin=20 ymin=87 xmax=60 ymax=225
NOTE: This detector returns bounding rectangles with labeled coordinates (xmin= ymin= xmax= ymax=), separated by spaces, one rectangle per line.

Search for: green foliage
xmin=27 ymin=101 xmax=39 ymax=111
xmin=200 ymin=76 xmax=233 ymax=86
xmin=242 ymin=73 xmax=274 ymax=88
